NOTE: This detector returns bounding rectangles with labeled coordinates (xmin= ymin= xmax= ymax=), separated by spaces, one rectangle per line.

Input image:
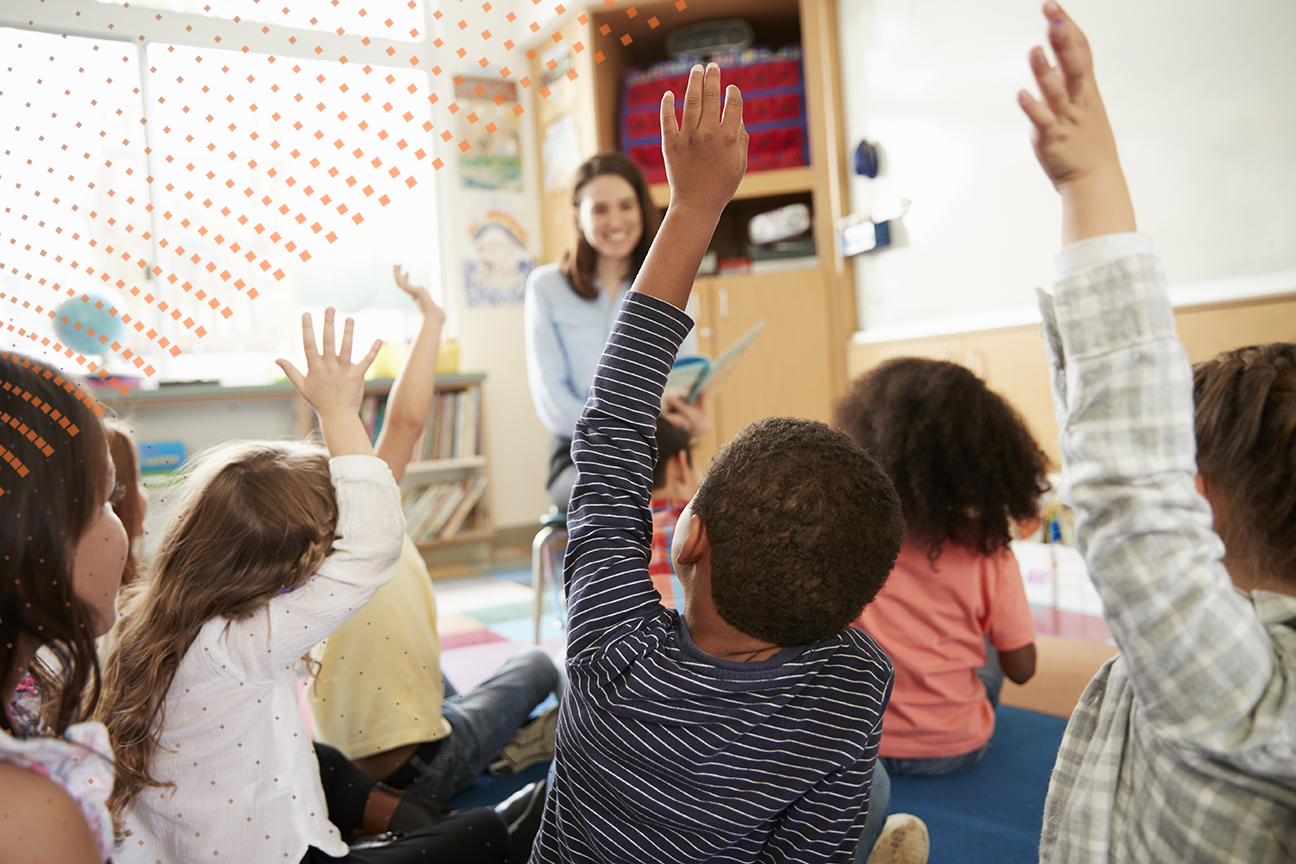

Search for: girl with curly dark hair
xmin=835 ymin=356 xmax=1050 ymax=776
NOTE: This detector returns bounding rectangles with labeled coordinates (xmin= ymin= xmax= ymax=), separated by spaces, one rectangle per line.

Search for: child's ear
xmin=676 ymin=513 xmax=710 ymax=566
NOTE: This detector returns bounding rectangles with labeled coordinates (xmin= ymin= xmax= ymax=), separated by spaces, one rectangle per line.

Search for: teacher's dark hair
xmin=561 ymin=153 xmax=659 ymax=301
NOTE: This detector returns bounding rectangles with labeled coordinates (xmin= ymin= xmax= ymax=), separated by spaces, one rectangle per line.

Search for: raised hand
xmin=393 ymin=264 xmax=445 ymax=324
xmin=663 ymin=394 xmax=710 ymax=439
xmin=1019 ymin=1 xmax=1134 ymax=243
xmin=277 ymin=308 xmax=383 ymax=456
xmin=661 ymin=63 xmax=749 ymax=216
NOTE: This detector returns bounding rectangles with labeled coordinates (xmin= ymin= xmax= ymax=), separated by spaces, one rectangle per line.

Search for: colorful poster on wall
xmin=453 ymin=77 xmax=522 ymax=192
xmin=462 ymin=203 xmax=535 ymax=308
xmin=542 ymin=114 xmax=582 ymax=192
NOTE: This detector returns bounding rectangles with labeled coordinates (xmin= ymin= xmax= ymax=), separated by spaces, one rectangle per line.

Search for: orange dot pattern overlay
xmin=2 ymin=0 xmax=687 ymax=396
xmin=0 ymin=348 xmax=98 ymax=480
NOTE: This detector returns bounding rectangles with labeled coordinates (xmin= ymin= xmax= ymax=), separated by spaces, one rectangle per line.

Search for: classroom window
xmin=92 ymin=0 xmax=427 ymax=44
xmin=144 ymin=43 xmax=438 ymax=381
xmin=0 ymin=29 xmax=154 ymax=362
xmin=1 ymin=26 xmax=441 ymax=384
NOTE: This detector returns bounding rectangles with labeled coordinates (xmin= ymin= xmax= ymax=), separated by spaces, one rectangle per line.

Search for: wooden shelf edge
xmin=650 ymin=166 xmax=814 ymax=209
xmin=414 ymin=527 xmax=497 ymax=549
xmin=404 ymin=456 xmax=488 ymax=474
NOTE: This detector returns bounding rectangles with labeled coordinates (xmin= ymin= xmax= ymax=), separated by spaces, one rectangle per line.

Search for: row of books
xmin=402 ymin=476 xmax=488 ymax=542
xmin=412 ymin=388 xmax=481 ymax=461
xmin=355 ymin=386 xmax=482 ymax=459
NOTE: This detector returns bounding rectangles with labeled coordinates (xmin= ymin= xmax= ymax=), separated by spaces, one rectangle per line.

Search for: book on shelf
xmin=405 ymin=383 xmax=484 ymax=465
xmin=401 ymin=475 xmax=488 ymax=542
xmin=438 ymin=392 xmax=455 ymax=459
xmin=440 ymin=475 xmax=488 ymax=539
xmin=665 ymin=320 xmax=767 ymax=405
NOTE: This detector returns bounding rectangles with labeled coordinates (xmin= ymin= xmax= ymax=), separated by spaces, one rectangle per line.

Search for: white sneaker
xmin=865 ymin=813 xmax=930 ymax=864
xmin=488 ymin=704 xmax=559 ymax=777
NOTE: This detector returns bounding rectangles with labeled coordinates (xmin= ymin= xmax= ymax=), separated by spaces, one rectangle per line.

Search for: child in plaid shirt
xmin=1022 ymin=4 xmax=1296 ymax=861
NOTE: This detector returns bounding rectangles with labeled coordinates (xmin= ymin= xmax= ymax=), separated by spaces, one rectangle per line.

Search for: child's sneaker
xmin=865 ymin=813 xmax=929 ymax=864
xmin=489 ymin=704 xmax=559 ymax=776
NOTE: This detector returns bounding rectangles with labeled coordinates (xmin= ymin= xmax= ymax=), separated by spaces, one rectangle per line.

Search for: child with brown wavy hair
xmin=835 ymin=358 xmax=1049 ymax=776
xmin=1 ymin=351 xmax=127 ymax=863
xmin=97 ymin=311 xmax=509 ymax=863
xmin=103 ymin=420 xmax=148 ymax=586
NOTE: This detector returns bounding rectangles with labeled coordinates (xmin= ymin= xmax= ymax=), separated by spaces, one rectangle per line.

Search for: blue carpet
xmin=448 ymin=760 xmax=551 ymax=809
xmin=887 ymin=705 xmax=1067 ymax=864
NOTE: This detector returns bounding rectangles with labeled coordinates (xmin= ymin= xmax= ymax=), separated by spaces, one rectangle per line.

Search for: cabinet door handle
xmin=699 ymin=327 xmax=713 ymax=338
xmin=719 ymin=287 xmax=729 ymax=320
xmin=965 ymin=347 xmax=985 ymax=377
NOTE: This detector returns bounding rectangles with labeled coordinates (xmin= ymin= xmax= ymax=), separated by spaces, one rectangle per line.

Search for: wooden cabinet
xmin=847 ymin=295 xmax=1296 ymax=470
xmin=526 ymin=0 xmax=856 ymax=467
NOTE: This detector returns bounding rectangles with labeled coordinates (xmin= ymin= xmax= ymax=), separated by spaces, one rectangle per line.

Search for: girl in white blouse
xmin=96 ymin=311 xmax=511 ymax=863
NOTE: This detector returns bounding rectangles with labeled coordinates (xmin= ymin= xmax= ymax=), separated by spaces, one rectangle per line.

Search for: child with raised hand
xmin=306 ymin=267 xmax=555 ymax=860
xmin=97 ymin=311 xmax=505 ymax=862
xmin=647 ymin=414 xmax=698 ymax=607
xmin=104 ymin=420 xmax=149 ymax=586
xmin=1021 ymin=4 xmax=1296 ymax=860
xmin=836 ymin=359 xmax=1046 ymax=776
xmin=532 ymin=64 xmax=917 ymax=864
xmin=1 ymin=353 xmax=127 ymax=863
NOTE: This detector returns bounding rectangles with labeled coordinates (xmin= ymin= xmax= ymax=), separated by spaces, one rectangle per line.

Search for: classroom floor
xmin=429 ymin=558 xmax=1121 ymax=862
xmin=433 ymin=560 xmax=1118 ymax=721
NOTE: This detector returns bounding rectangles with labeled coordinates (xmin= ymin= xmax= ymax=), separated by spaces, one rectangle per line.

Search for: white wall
xmin=436 ymin=2 xmax=555 ymax=529
xmin=837 ymin=0 xmax=1296 ymax=330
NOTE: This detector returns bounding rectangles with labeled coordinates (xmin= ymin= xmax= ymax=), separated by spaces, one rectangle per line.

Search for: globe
xmin=55 ymin=294 xmax=128 ymax=357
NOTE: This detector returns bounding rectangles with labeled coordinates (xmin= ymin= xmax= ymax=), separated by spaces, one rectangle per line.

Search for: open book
xmin=665 ymin=320 xmax=766 ymax=405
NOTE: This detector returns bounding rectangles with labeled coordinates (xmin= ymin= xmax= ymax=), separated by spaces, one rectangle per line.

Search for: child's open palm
xmin=277 ymin=308 xmax=383 ymax=456
xmin=393 ymin=264 xmax=445 ymax=324
xmin=1019 ymin=2 xmax=1120 ymax=192
xmin=661 ymin=64 xmax=748 ymax=214
xmin=1019 ymin=1 xmax=1134 ymax=243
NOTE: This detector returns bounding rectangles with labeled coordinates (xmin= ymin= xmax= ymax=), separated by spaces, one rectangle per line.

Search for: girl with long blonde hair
xmin=97 ymin=311 xmax=508 ymax=863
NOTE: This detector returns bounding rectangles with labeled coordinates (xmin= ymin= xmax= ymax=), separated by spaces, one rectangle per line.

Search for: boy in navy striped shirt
xmin=532 ymin=65 xmax=906 ymax=864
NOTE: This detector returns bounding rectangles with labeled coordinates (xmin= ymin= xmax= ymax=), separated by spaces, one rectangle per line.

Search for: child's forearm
xmin=1060 ymin=167 xmax=1135 ymax=246
xmin=376 ymin=307 xmax=445 ymax=481
xmin=318 ymin=411 xmax=378 ymax=458
xmin=632 ymin=203 xmax=723 ymax=312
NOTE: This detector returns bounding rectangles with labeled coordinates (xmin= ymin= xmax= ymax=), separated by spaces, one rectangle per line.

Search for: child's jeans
xmin=397 ymin=647 xmax=559 ymax=804
xmin=878 ymin=641 xmax=1004 ymax=778
xmin=853 ymin=761 xmax=891 ymax=862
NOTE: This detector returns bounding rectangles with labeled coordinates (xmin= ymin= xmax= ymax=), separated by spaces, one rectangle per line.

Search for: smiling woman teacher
xmin=525 ymin=153 xmax=701 ymax=511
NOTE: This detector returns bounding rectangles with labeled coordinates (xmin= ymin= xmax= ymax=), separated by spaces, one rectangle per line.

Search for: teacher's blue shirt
xmin=524 ymin=263 xmax=696 ymax=437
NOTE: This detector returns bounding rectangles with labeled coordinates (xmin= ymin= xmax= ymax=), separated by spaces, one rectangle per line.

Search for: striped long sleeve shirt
xmin=531 ymin=292 xmax=893 ymax=863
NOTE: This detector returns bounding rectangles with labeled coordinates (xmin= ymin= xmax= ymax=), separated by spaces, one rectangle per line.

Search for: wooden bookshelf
xmin=390 ymin=375 xmax=496 ymax=550
xmin=649 ymin=166 xmax=815 ymax=209
xmin=527 ymin=0 xmax=856 ymax=472
xmin=100 ymin=372 xmax=495 ymax=551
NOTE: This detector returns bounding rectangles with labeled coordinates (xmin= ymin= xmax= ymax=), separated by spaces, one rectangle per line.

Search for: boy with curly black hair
xmin=531 ymin=65 xmax=913 ymax=864
xmin=835 ymin=357 xmax=1048 ymax=776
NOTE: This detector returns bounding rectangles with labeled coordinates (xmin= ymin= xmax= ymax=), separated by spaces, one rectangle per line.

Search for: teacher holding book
xmin=525 ymin=152 xmax=702 ymax=511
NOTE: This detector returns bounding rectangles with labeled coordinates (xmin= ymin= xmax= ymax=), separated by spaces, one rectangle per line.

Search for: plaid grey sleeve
xmin=1042 ymin=253 xmax=1296 ymax=779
